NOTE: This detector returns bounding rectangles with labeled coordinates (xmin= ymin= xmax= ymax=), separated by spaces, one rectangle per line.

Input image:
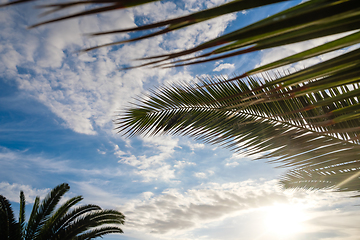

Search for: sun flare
xmin=264 ymin=204 xmax=307 ymax=237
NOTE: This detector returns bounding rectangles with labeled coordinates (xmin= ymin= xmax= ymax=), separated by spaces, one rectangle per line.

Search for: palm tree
xmin=2 ymin=0 xmax=360 ymax=192
xmin=0 ymin=183 xmax=125 ymax=240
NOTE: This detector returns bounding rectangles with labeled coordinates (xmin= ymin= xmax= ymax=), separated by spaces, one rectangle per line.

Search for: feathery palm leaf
xmin=25 ymin=183 xmax=70 ymax=240
xmin=116 ymin=74 xmax=360 ymax=192
xmin=24 ymin=196 xmax=40 ymax=240
xmin=37 ymin=195 xmax=83 ymax=239
xmin=55 ymin=209 xmax=125 ymax=239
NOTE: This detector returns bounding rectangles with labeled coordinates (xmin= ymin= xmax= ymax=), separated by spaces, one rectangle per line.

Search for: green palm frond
xmin=116 ymin=74 xmax=360 ymax=192
xmin=25 ymin=183 xmax=70 ymax=240
xmin=50 ymin=204 xmax=102 ymax=233
xmin=37 ymin=195 xmax=83 ymax=239
xmin=55 ymin=209 xmax=125 ymax=239
xmin=74 ymin=226 xmax=124 ymax=240
xmin=24 ymin=196 xmax=40 ymax=240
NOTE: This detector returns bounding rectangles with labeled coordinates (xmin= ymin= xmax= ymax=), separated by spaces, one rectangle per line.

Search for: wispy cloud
xmin=213 ymin=63 xmax=235 ymax=72
xmin=115 ymin=136 xmax=180 ymax=182
xmin=0 ymin=0 xmax=236 ymax=136
xmin=0 ymin=182 xmax=50 ymax=203
xmin=119 ymin=179 xmax=360 ymax=239
xmin=0 ymin=147 xmax=125 ymax=181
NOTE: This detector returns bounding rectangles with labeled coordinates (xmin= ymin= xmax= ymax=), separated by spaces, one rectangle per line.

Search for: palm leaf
xmin=19 ymin=191 xmax=26 ymax=239
xmin=74 ymin=226 xmax=124 ymax=240
xmin=25 ymin=183 xmax=70 ymax=240
xmin=56 ymin=209 xmax=125 ymax=239
xmin=116 ymin=74 xmax=360 ymax=192
xmin=24 ymin=196 xmax=39 ymax=240
xmin=37 ymin=195 xmax=83 ymax=239
xmin=51 ymin=204 xmax=102 ymax=233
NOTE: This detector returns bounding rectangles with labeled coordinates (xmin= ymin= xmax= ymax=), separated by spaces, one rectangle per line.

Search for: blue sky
xmin=1 ymin=0 xmax=360 ymax=239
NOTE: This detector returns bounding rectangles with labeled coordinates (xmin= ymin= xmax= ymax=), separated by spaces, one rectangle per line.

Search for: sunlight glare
xmin=264 ymin=204 xmax=307 ymax=237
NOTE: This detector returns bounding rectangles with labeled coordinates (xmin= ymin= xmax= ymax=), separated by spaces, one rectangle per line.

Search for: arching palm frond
xmin=56 ymin=205 xmax=125 ymax=239
xmin=116 ymin=73 xmax=360 ymax=192
xmin=25 ymin=183 xmax=70 ymax=240
xmin=37 ymin=195 xmax=84 ymax=239
xmin=73 ymin=226 xmax=124 ymax=240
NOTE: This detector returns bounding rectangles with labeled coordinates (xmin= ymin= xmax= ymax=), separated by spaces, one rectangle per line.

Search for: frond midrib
xmin=136 ymin=103 xmax=359 ymax=146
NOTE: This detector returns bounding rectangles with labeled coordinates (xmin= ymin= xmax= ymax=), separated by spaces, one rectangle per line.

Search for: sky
xmin=1 ymin=0 xmax=360 ymax=239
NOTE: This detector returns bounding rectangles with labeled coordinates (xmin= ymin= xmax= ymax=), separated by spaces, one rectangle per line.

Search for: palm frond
xmin=37 ymin=195 xmax=83 ymax=239
xmin=74 ymin=226 xmax=124 ymax=240
xmin=19 ymin=191 xmax=26 ymax=239
xmin=116 ymin=73 xmax=360 ymax=192
xmin=24 ymin=183 xmax=70 ymax=239
xmin=55 ymin=209 xmax=125 ymax=239
xmin=24 ymin=196 xmax=39 ymax=240
xmin=51 ymin=204 xmax=102 ymax=234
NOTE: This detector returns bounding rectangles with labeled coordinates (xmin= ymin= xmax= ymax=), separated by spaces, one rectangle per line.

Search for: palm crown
xmin=0 ymin=183 xmax=125 ymax=240
xmin=2 ymin=0 xmax=360 ymax=193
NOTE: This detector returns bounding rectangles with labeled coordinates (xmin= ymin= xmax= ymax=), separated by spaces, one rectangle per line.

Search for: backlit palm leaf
xmin=116 ymin=74 xmax=360 ymax=193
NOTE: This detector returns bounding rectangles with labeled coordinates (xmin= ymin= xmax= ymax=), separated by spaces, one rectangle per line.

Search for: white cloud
xmin=113 ymin=144 xmax=127 ymax=157
xmin=223 ymin=151 xmax=262 ymax=167
xmin=256 ymin=32 xmax=359 ymax=74
xmin=119 ymin=179 xmax=360 ymax=239
xmin=185 ymin=141 xmax=205 ymax=151
xmin=97 ymin=149 xmax=106 ymax=155
xmin=194 ymin=170 xmax=214 ymax=179
xmin=0 ymin=182 xmax=50 ymax=204
xmin=225 ymin=162 xmax=239 ymax=167
xmin=174 ymin=160 xmax=196 ymax=168
xmin=0 ymin=147 xmax=124 ymax=179
xmin=70 ymin=181 xmax=127 ymax=209
xmin=115 ymin=135 xmax=180 ymax=182
xmin=194 ymin=172 xmax=207 ymax=178
xmin=213 ymin=63 xmax=235 ymax=72
xmin=0 ymin=0 xmax=235 ymax=136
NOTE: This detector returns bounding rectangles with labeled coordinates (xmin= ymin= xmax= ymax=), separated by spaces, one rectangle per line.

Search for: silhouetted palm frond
xmin=116 ymin=73 xmax=360 ymax=192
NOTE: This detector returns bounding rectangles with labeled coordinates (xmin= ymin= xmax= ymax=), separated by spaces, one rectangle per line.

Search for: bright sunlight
xmin=264 ymin=204 xmax=307 ymax=237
